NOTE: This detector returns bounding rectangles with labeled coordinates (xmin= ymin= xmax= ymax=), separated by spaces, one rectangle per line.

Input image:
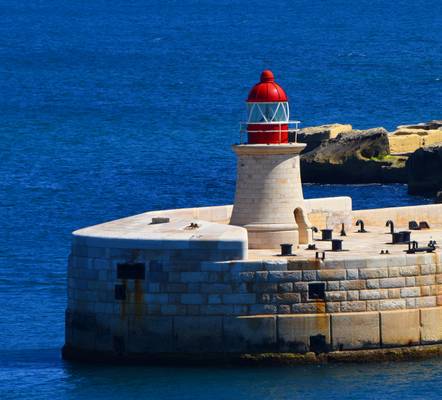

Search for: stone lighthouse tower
xmin=230 ymin=70 xmax=312 ymax=249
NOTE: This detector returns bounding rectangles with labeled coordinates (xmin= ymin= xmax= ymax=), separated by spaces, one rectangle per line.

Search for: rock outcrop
xmin=436 ymin=192 xmax=442 ymax=204
xmin=301 ymin=128 xmax=408 ymax=183
xmin=389 ymin=120 xmax=442 ymax=155
xmin=295 ymin=124 xmax=353 ymax=153
xmin=407 ymin=145 xmax=442 ymax=195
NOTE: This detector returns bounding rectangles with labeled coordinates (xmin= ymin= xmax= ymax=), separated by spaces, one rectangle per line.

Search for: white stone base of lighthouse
xmin=229 ymin=143 xmax=313 ymax=249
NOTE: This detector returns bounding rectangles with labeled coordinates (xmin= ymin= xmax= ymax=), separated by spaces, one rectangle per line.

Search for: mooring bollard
xmin=331 ymin=239 xmax=343 ymax=251
xmin=280 ymin=243 xmax=293 ymax=256
xmin=386 ymin=220 xmax=395 ymax=235
xmin=340 ymin=223 xmax=346 ymax=237
xmin=356 ymin=219 xmax=367 ymax=233
xmin=321 ymin=228 xmax=333 ymax=241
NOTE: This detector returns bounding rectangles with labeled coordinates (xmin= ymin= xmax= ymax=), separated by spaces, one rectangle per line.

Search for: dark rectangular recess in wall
xmin=113 ymin=336 xmax=125 ymax=354
xmin=309 ymin=334 xmax=328 ymax=354
xmin=114 ymin=284 xmax=126 ymax=300
xmin=117 ymin=262 xmax=145 ymax=280
xmin=308 ymin=282 xmax=325 ymax=300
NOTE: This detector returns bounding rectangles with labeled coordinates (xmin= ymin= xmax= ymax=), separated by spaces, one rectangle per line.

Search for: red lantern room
xmin=246 ymin=70 xmax=290 ymax=144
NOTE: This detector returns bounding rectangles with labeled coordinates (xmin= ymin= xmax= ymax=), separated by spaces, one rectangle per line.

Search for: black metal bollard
xmin=401 ymin=231 xmax=411 ymax=242
xmin=340 ymin=223 xmax=346 ymax=237
xmin=331 ymin=239 xmax=343 ymax=252
xmin=356 ymin=219 xmax=367 ymax=233
xmin=386 ymin=220 xmax=395 ymax=235
xmin=321 ymin=229 xmax=333 ymax=241
xmin=280 ymin=243 xmax=293 ymax=256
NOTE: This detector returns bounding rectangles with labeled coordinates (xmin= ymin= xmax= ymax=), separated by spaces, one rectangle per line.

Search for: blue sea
xmin=1 ymin=0 xmax=441 ymax=398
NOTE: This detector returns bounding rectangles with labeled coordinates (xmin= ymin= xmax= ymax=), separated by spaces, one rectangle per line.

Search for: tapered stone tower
xmin=230 ymin=70 xmax=312 ymax=249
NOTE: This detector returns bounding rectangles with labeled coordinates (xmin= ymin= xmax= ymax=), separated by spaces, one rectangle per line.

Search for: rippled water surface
xmin=1 ymin=0 xmax=441 ymax=398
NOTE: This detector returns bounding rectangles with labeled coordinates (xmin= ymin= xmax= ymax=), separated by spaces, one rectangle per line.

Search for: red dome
xmin=247 ymin=70 xmax=288 ymax=103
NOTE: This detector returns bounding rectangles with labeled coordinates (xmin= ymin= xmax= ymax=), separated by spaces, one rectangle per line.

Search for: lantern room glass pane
xmin=260 ymin=103 xmax=277 ymax=121
xmin=272 ymin=103 xmax=288 ymax=122
xmin=247 ymin=104 xmax=265 ymax=122
xmin=247 ymin=103 xmax=289 ymax=123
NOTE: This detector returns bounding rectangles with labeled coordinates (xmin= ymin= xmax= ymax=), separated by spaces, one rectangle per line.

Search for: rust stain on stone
xmin=134 ymin=279 xmax=144 ymax=318
xmin=314 ymin=300 xmax=326 ymax=314
xmin=120 ymin=280 xmax=127 ymax=320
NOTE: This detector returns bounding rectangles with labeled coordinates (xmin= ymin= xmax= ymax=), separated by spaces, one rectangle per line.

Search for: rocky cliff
xmin=407 ymin=145 xmax=442 ymax=195
xmin=301 ymin=127 xmax=408 ymax=184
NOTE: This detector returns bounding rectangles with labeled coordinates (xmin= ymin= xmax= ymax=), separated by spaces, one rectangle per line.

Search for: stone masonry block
xmin=326 ymin=302 xmax=340 ymax=313
xmin=278 ymin=314 xmax=330 ymax=353
xmin=340 ymin=301 xmax=366 ymax=312
xmin=380 ymin=309 xmax=420 ymax=347
xmin=406 ymin=277 xmax=416 ymax=286
xmin=359 ymin=268 xmax=388 ymax=279
xmin=292 ymin=303 xmax=321 ymax=313
xmin=367 ymin=279 xmax=380 ymax=289
xmin=331 ymin=312 xmax=380 ymax=350
xmin=224 ymin=315 xmax=277 ymax=352
xmin=367 ymin=300 xmax=380 ymax=311
xmin=253 ymin=283 xmax=277 ymax=293
xmin=340 ymin=280 xmax=366 ymax=290
xmin=421 ymin=264 xmax=437 ymax=275
xmin=271 ymin=293 xmax=301 ymax=304
xmin=379 ymin=277 xmax=405 ymax=288
xmin=302 ymin=270 xmax=318 ymax=281
xmin=222 ymin=294 xmax=256 ymax=305
xmin=127 ymin=317 xmax=174 ymax=353
xmin=419 ymin=286 xmax=431 ymax=296
xmin=255 ymin=272 xmax=268 ymax=282
xmin=279 ymin=283 xmax=293 ymax=292
xmin=236 ymin=272 xmax=255 ymax=282
xmin=366 ymin=257 xmax=388 ymax=268
xmin=405 ymin=298 xmax=416 ymax=308
xmin=325 ymin=291 xmax=347 ymax=301
xmin=415 ymin=296 xmax=437 ymax=308
xmin=201 ymin=305 xmax=234 ymax=315
xmin=388 ymin=288 xmax=400 ymax=299
xmin=268 ymin=271 xmax=301 ymax=282
xmin=231 ymin=261 xmax=263 ymax=273
xmin=200 ymin=261 xmax=230 ymax=272
xmin=379 ymin=299 xmax=406 ymax=310
xmin=249 ymin=304 xmax=277 ymax=314
xmin=346 ymin=269 xmax=359 ymax=280
xmin=293 ymin=282 xmax=308 ymax=292
xmin=400 ymin=287 xmax=420 ymax=298
xmin=416 ymin=275 xmax=436 ymax=286
xmin=144 ymin=294 xmax=169 ymax=304
xmin=327 ymin=281 xmax=340 ymax=291
xmin=317 ymin=270 xmax=346 ymax=281
xmin=359 ymin=290 xmax=382 ymax=300
xmin=180 ymin=294 xmax=205 ymax=305
xmin=420 ymin=307 xmax=442 ymax=344
xmin=278 ymin=305 xmax=291 ymax=314
xmin=201 ymin=283 xmax=232 ymax=294
xmin=174 ymin=316 xmax=223 ymax=352
xmin=347 ymin=291 xmax=359 ymax=301
xmin=387 ymin=255 xmax=407 ymax=268
xmin=180 ymin=272 xmax=209 ymax=283
xmin=399 ymin=266 xmax=419 ymax=277
xmin=263 ymin=260 xmax=288 ymax=271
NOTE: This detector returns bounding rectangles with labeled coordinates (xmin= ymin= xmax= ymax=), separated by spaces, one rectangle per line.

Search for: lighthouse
xmin=230 ymin=70 xmax=313 ymax=249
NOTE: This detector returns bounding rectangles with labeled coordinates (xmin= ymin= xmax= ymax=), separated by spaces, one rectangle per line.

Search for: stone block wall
xmin=66 ymin=232 xmax=442 ymax=357
xmin=353 ymin=204 xmax=442 ymax=227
